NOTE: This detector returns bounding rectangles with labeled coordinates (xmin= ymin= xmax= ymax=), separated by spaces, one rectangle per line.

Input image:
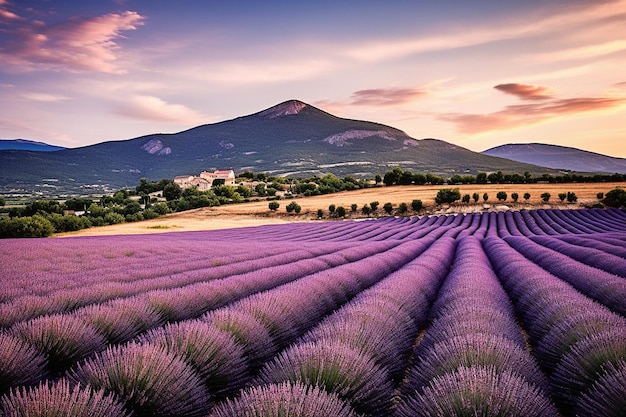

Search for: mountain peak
xmin=259 ymin=100 xmax=307 ymax=119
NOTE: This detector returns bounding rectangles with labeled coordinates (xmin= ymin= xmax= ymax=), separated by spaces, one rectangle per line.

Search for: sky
xmin=1 ymin=0 xmax=625 ymax=157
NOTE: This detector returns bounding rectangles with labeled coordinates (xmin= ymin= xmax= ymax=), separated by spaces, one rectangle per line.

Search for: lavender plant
xmin=0 ymin=379 xmax=129 ymax=417
xmin=207 ymin=382 xmax=361 ymax=417
xmin=67 ymin=342 xmax=209 ymax=417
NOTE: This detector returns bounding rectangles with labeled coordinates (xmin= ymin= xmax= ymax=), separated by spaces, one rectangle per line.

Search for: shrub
xmin=139 ymin=320 xmax=249 ymax=396
xmin=411 ymin=199 xmax=423 ymax=211
xmin=558 ymin=192 xmax=567 ymax=202
xmin=77 ymin=301 xmax=165 ymax=344
xmin=577 ymin=360 xmax=626 ymax=417
xmin=328 ymin=204 xmax=336 ymax=214
xmin=370 ymin=201 xmax=379 ymax=211
xmin=383 ymin=202 xmax=393 ymax=214
xmin=483 ymin=193 xmax=489 ymax=202
xmin=0 ymin=215 xmax=55 ymax=238
xmin=551 ymin=329 xmax=626 ymax=408
xmin=541 ymin=192 xmax=551 ymax=202
xmin=361 ymin=204 xmax=371 ymax=216
xmin=397 ymin=366 xmax=560 ymax=417
xmin=524 ymin=192 xmax=531 ymax=201
xmin=398 ymin=202 xmax=408 ymax=214
xmin=461 ymin=194 xmax=470 ymax=203
xmin=336 ymin=206 xmax=346 ymax=217
xmin=406 ymin=334 xmax=548 ymax=393
xmin=67 ymin=342 xmax=210 ymax=417
xmin=317 ymin=209 xmax=323 ymax=218
xmin=472 ymin=193 xmax=480 ymax=202
xmin=497 ymin=191 xmax=507 ymax=202
xmin=350 ymin=203 xmax=357 ymax=212
xmin=0 ymin=380 xmax=129 ymax=417
xmin=597 ymin=192 xmax=604 ymax=200
xmin=511 ymin=192 xmax=519 ymax=202
xmin=257 ymin=340 xmax=394 ymax=415
xmin=11 ymin=315 xmax=106 ymax=372
xmin=435 ymin=188 xmax=461 ymax=204
xmin=268 ymin=201 xmax=279 ymax=211
xmin=567 ymin=192 xmax=577 ymax=203
xmin=208 ymin=382 xmax=359 ymax=417
xmin=202 ymin=309 xmax=277 ymax=364
xmin=0 ymin=333 xmax=47 ymax=393
xmin=286 ymin=202 xmax=301 ymax=213
xmin=603 ymin=188 xmax=626 ymax=208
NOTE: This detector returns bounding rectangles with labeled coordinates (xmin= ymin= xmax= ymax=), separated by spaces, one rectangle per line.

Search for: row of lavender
xmin=1 ymin=208 xmax=625 ymax=416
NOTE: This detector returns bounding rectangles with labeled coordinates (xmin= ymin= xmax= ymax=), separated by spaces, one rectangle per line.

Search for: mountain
xmin=0 ymin=100 xmax=559 ymax=196
xmin=0 ymin=139 xmax=66 ymax=152
xmin=482 ymin=143 xmax=626 ymax=174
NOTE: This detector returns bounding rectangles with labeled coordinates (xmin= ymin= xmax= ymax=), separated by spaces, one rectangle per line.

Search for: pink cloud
xmin=351 ymin=87 xmax=428 ymax=106
xmin=442 ymin=96 xmax=625 ymax=134
xmin=115 ymin=95 xmax=207 ymax=124
xmin=494 ymin=83 xmax=553 ymax=100
xmin=315 ymin=86 xmax=429 ymax=113
xmin=0 ymin=9 xmax=144 ymax=73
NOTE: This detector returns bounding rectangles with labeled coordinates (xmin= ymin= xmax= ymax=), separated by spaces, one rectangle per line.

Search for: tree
xmin=541 ymin=192 xmax=551 ymax=202
xmin=398 ymin=202 xmax=408 ymax=214
xmin=411 ymin=199 xmax=423 ymax=211
xmin=268 ymin=201 xmax=279 ymax=211
xmin=383 ymin=202 xmax=393 ymax=214
xmin=496 ymin=191 xmax=507 ymax=202
xmin=163 ymin=183 xmax=182 ymax=201
xmin=375 ymin=174 xmax=382 ymax=184
xmin=523 ymin=192 xmax=531 ymax=201
xmin=328 ymin=204 xmax=336 ymax=214
xmin=476 ymin=172 xmax=488 ymax=184
xmin=351 ymin=204 xmax=358 ymax=212
xmin=602 ymin=188 xmax=626 ymax=208
xmin=462 ymin=194 xmax=470 ymax=203
xmin=511 ymin=192 xmax=519 ymax=202
xmin=370 ymin=201 xmax=379 ymax=212
xmin=317 ymin=209 xmax=323 ymax=218
xmin=597 ymin=192 xmax=604 ymax=200
xmin=472 ymin=193 xmax=479 ymax=203
xmin=558 ymin=192 xmax=567 ymax=202
xmin=567 ymin=192 xmax=578 ymax=203
xmin=286 ymin=201 xmax=301 ymax=213
xmin=336 ymin=206 xmax=346 ymax=217
xmin=361 ymin=204 xmax=371 ymax=216
xmin=435 ymin=188 xmax=461 ymax=205
xmin=483 ymin=193 xmax=489 ymax=202
xmin=0 ymin=196 xmax=5 ymax=206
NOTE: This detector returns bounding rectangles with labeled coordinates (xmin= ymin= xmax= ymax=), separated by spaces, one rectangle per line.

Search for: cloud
xmin=0 ymin=8 xmax=144 ymax=73
xmin=532 ymin=40 xmax=626 ymax=63
xmin=315 ymin=86 xmax=429 ymax=114
xmin=494 ymin=83 xmax=553 ymax=100
xmin=115 ymin=95 xmax=207 ymax=124
xmin=442 ymin=96 xmax=625 ymax=134
xmin=344 ymin=0 xmax=626 ymax=63
xmin=350 ymin=87 xmax=428 ymax=106
xmin=22 ymin=92 xmax=70 ymax=102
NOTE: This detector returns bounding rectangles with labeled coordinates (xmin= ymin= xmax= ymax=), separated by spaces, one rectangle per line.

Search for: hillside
xmin=0 ymin=139 xmax=66 ymax=152
xmin=0 ymin=100 xmax=559 ymax=196
xmin=482 ymin=143 xmax=626 ymax=174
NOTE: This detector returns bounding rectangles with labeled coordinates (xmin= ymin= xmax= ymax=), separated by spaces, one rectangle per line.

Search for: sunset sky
xmin=1 ymin=0 xmax=625 ymax=157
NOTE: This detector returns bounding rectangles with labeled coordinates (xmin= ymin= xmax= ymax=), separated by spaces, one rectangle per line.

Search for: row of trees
xmin=434 ymin=189 xmax=581 ymax=205
xmin=270 ymin=199 xmax=425 ymax=218
xmin=382 ymin=167 xmax=625 ymax=186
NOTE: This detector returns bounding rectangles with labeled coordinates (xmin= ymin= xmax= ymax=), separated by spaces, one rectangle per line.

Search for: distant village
xmin=174 ymin=170 xmax=236 ymax=190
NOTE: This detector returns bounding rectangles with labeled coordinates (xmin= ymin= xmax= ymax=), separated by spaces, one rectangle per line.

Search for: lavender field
xmin=1 ymin=208 xmax=626 ymax=417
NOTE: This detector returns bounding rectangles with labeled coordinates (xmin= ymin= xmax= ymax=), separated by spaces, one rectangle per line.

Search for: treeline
xmin=382 ymin=167 xmax=626 ymax=186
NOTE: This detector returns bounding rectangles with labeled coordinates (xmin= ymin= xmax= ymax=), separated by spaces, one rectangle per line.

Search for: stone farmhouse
xmin=174 ymin=170 xmax=236 ymax=190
